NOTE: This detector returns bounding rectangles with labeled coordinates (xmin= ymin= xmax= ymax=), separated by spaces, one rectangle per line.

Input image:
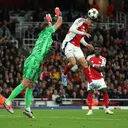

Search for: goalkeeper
xmin=3 ymin=8 xmax=62 ymax=118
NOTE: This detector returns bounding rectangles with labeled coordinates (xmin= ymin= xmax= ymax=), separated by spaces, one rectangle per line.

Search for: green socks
xmin=25 ymin=88 xmax=33 ymax=111
xmin=7 ymin=84 xmax=33 ymax=111
xmin=8 ymin=84 xmax=25 ymax=102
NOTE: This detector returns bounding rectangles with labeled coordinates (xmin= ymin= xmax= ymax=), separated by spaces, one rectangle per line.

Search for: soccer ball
xmin=88 ymin=8 xmax=99 ymax=20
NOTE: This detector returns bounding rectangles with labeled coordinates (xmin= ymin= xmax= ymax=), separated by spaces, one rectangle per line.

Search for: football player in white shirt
xmin=61 ymin=8 xmax=100 ymax=89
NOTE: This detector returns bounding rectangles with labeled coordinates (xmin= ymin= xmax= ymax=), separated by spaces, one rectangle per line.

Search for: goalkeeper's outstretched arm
xmin=53 ymin=16 xmax=63 ymax=31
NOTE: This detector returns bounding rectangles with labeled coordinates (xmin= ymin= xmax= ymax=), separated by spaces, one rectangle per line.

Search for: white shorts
xmin=87 ymin=78 xmax=107 ymax=91
xmin=62 ymin=41 xmax=84 ymax=60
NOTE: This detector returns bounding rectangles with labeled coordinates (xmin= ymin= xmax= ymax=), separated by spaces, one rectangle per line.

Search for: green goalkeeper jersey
xmin=30 ymin=26 xmax=55 ymax=61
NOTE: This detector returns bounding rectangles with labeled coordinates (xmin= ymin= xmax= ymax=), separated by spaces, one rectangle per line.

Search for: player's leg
xmin=101 ymin=88 xmax=113 ymax=114
xmin=24 ymin=71 xmax=40 ymax=118
xmin=75 ymin=50 xmax=100 ymax=89
xmin=3 ymin=78 xmax=31 ymax=113
xmin=61 ymin=42 xmax=76 ymax=86
xmin=71 ymin=64 xmax=78 ymax=72
xmin=23 ymin=59 xmax=41 ymax=118
xmin=97 ymin=78 xmax=113 ymax=114
xmin=62 ymin=57 xmax=76 ymax=86
xmin=3 ymin=56 xmax=37 ymax=114
xmin=86 ymin=79 xmax=100 ymax=115
xmin=23 ymin=83 xmax=35 ymax=118
xmin=25 ymin=84 xmax=34 ymax=111
xmin=63 ymin=57 xmax=76 ymax=75
xmin=86 ymin=89 xmax=94 ymax=115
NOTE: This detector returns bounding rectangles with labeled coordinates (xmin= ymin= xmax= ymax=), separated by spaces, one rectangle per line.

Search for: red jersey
xmin=63 ymin=18 xmax=89 ymax=47
xmin=91 ymin=4 xmax=100 ymax=11
xmin=42 ymin=72 xmax=51 ymax=81
xmin=87 ymin=54 xmax=106 ymax=80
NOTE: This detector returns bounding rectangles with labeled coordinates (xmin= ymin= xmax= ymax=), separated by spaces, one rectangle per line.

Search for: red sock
xmin=87 ymin=94 xmax=93 ymax=110
xmin=63 ymin=64 xmax=71 ymax=75
xmin=83 ymin=67 xmax=92 ymax=83
xmin=103 ymin=93 xmax=109 ymax=108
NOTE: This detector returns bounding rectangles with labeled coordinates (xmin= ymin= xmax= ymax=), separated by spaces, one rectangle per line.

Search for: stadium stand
xmin=0 ymin=0 xmax=128 ymax=107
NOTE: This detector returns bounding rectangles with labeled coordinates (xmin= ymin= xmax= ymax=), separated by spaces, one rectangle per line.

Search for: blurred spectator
xmin=93 ymin=31 xmax=104 ymax=46
xmin=72 ymin=91 xmax=77 ymax=98
xmin=111 ymin=89 xmax=119 ymax=99
xmin=71 ymin=72 xmax=81 ymax=85
xmin=0 ymin=20 xmax=11 ymax=42
xmin=101 ymin=47 xmax=107 ymax=58
xmin=33 ymin=90 xmax=40 ymax=98
xmin=78 ymin=89 xmax=86 ymax=99
xmin=121 ymin=0 xmax=128 ymax=14
xmin=42 ymin=89 xmax=52 ymax=100
xmin=106 ymin=0 xmax=116 ymax=20
xmin=0 ymin=61 xmax=5 ymax=74
xmin=122 ymin=89 xmax=128 ymax=105
xmin=90 ymin=0 xmax=100 ymax=11
xmin=52 ymin=90 xmax=59 ymax=101
xmin=60 ymin=89 xmax=68 ymax=98
xmin=51 ymin=68 xmax=61 ymax=80
xmin=117 ymin=86 xmax=123 ymax=98
xmin=66 ymin=85 xmax=73 ymax=98
xmin=0 ymin=86 xmax=3 ymax=94
xmin=104 ymin=30 xmax=113 ymax=47
xmin=66 ymin=10 xmax=73 ymax=22
xmin=40 ymin=67 xmax=51 ymax=81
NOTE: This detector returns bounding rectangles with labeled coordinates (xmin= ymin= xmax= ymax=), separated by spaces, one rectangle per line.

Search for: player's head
xmin=94 ymin=44 xmax=102 ymax=56
xmin=87 ymin=8 xmax=99 ymax=26
xmin=41 ymin=23 xmax=51 ymax=31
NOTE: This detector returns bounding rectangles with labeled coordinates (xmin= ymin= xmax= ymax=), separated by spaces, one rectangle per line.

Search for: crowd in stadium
xmin=0 ymin=23 xmax=128 ymax=100
xmin=0 ymin=0 xmax=128 ymax=103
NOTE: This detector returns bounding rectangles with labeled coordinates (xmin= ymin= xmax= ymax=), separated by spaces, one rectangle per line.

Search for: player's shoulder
xmin=46 ymin=26 xmax=55 ymax=33
xmin=74 ymin=17 xmax=85 ymax=24
xmin=99 ymin=55 xmax=106 ymax=60
xmin=99 ymin=55 xmax=106 ymax=61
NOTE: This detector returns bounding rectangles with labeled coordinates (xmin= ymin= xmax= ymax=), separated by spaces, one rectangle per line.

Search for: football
xmin=88 ymin=8 xmax=99 ymax=20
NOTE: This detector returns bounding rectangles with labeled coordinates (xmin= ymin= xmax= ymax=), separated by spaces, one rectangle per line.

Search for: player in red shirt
xmin=86 ymin=44 xmax=113 ymax=115
xmin=61 ymin=8 xmax=100 ymax=89
xmin=90 ymin=0 xmax=100 ymax=11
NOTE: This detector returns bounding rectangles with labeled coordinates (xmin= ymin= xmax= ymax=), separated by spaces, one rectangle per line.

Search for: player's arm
xmin=80 ymin=38 xmax=94 ymax=50
xmin=87 ymin=59 xmax=105 ymax=72
xmin=70 ymin=18 xmax=91 ymax=38
xmin=87 ymin=56 xmax=92 ymax=66
xmin=69 ymin=18 xmax=86 ymax=35
xmin=93 ymin=66 xmax=105 ymax=72
xmin=45 ymin=8 xmax=62 ymax=31
xmin=80 ymin=37 xmax=88 ymax=46
xmin=88 ymin=57 xmax=106 ymax=72
xmin=53 ymin=16 xmax=62 ymax=31
xmin=87 ymin=60 xmax=105 ymax=72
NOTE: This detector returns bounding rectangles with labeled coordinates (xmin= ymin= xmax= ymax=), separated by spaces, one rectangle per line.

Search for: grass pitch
xmin=0 ymin=109 xmax=128 ymax=128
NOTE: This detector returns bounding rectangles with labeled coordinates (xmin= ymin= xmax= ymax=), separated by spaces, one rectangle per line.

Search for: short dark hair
xmin=41 ymin=23 xmax=49 ymax=31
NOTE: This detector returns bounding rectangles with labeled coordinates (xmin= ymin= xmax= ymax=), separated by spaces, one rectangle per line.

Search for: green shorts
xmin=23 ymin=55 xmax=41 ymax=82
